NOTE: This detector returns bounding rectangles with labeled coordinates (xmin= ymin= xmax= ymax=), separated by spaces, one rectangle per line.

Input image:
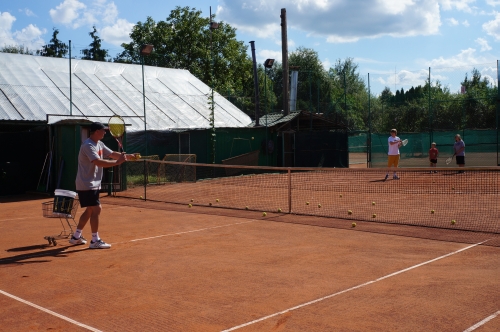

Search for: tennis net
xmin=111 ymin=160 xmax=499 ymax=235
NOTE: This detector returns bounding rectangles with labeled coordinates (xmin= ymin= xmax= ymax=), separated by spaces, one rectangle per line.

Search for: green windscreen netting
xmin=350 ymin=130 xmax=498 ymax=168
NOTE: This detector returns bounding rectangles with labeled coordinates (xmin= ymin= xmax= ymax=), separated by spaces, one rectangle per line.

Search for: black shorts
xmin=430 ymin=159 xmax=437 ymax=164
xmin=456 ymin=156 xmax=465 ymax=165
xmin=77 ymin=190 xmax=100 ymax=207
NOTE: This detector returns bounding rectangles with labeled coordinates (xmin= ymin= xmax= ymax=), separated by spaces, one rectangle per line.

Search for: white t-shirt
xmin=75 ymin=138 xmax=112 ymax=190
xmin=388 ymin=136 xmax=401 ymax=156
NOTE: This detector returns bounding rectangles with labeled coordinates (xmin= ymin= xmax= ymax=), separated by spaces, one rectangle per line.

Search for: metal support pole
xmin=287 ymin=168 xmax=292 ymax=213
xmin=69 ymin=40 xmax=72 ymax=116
xmin=142 ymin=56 xmax=147 ymax=156
xmin=265 ymin=68 xmax=268 ymax=165
xmin=249 ymin=41 xmax=260 ymax=126
xmin=368 ymin=73 xmax=371 ymax=166
xmin=281 ymin=8 xmax=289 ymax=115
xmin=309 ymin=71 xmax=312 ymax=130
xmin=142 ymin=55 xmax=147 ymax=200
xmin=210 ymin=6 xmax=217 ymax=164
xmin=428 ymin=67 xmax=432 ymax=144
xmin=497 ymin=60 xmax=499 ymax=166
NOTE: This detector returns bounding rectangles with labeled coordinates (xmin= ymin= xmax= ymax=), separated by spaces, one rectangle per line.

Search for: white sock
xmin=73 ymin=229 xmax=82 ymax=239
xmin=92 ymin=233 xmax=99 ymax=242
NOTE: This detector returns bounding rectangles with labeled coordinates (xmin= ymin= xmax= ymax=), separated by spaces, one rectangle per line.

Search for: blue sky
xmin=1 ymin=0 xmax=499 ymax=95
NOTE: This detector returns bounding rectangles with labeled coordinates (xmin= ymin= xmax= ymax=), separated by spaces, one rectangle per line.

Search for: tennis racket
xmin=108 ymin=115 xmax=125 ymax=153
xmin=446 ymin=156 xmax=453 ymax=165
xmin=401 ymin=139 xmax=408 ymax=146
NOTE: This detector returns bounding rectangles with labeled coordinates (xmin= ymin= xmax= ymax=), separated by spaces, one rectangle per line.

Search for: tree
xmin=37 ymin=28 xmax=68 ymax=57
xmin=459 ymin=68 xmax=496 ymax=129
xmin=1 ymin=45 xmax=34 ymax=55
xmin=328 ymin=57 xmax=369 ymax=129
xmin=115 ymin=7 xmax=252 ymax=96
xmin=288 ymin=47 xmax=330 ymax=114
xmin=81 ymin=26 xmax=109 ymax=61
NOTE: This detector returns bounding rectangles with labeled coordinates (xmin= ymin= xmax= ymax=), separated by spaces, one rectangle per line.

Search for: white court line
xmin=0 ymin=217 xmax=28 ymax=222
xmin=1 ymin=220 xmax=255 ymax=328
xmin=463 ymin=310 xmax=500 ymax=332
xmin=112 ymin=220 xmax=255 ymax=245
xmin=0 ymin=290 xmax=102 ymax=332
xmin=221 ymin=240 xmax=488 ymax=332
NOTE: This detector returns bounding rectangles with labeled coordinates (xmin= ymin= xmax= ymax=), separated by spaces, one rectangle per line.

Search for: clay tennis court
xmin=0 ymin=190 xmax=499 ymax=331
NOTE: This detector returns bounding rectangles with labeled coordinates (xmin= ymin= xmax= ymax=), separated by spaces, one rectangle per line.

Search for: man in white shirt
xmin=385 ymin=129 xmax=403 ymax=181
xmin=71 ymin=122 xmax=136 ymax=249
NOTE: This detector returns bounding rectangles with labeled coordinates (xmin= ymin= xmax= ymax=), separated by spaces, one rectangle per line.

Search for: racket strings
xmin=109 ymin=116 xmax=125 ymax=137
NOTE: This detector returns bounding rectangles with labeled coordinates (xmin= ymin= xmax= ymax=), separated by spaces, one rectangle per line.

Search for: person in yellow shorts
xmin=385 ymin=129 xmax=403 ymax=181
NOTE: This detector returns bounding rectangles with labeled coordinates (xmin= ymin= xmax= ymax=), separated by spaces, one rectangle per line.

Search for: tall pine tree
xmin=37 ymin=28 xmax=68 ymax=57
xmin=81 ymin=26 xmax=108 ymax=61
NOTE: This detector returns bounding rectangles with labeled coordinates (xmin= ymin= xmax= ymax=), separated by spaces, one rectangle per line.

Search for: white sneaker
xmin=89 ymin=239 xmax=111 ymax=249
xmin=69 ymin=235 xmax=87 ymax=245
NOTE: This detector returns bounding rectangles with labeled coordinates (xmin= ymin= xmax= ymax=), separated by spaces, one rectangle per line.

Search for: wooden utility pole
xmin=281 ymin=8 xmax=289 ymax=115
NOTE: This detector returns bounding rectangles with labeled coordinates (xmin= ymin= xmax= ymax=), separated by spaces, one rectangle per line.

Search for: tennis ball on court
xmin=139 ymin=196 xmax=143 ymax=199
xmin=306 ymin=201 xmax=310 ymax=205
xmin=245 ymin=206 xmax=249 ymax=210
xmin=188 ymin=204 xmax=192 ymax=208
xmin=372 ymin=214 xmax=377 ymax=218
xmin=451 ymin=220 xmax=456 ymax=225
xmin=348 ymin=210 xmax=352 ymax=215
xmin=278 ymin=208 xmax=282 ymax=213
xmin=216 ymin=199 xmax=220 ymax=202
xmin=352 ymin=222 xmax=356 ymax=228
xmin=431 ymin=210 xmax=435 ymax=214
xmin=251 ymin=137 xmax=254 ymax=140
xmin=372 ymin=202 xmax=376 ymax=206
xmin=262 ymin=212 xmax=267 ymax=216
xmin=318 ymin=204 xmax=321 ymax=208
xmin=339 ymin=194 xmax=343 ymax=198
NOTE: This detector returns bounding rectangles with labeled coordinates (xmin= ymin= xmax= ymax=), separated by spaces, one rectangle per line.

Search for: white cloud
xmin=353 ymin=57 xmax=387 ymax=64
xmin=486 ymin=0 xmax=500 ymax=6
xmin=321 ymin=58 xmax=331 ymax=71
xmin=377 ymin=69 xmax=429 ymax=88
xmin=326 ymin=35 xmax=361 ymax=43
xmin=426 ymin=48 xmax=495 ymax=68
xmin=49 ymin=0 xmax=86 ymax=26
xmin=13 ymin=24 xmax=46 ymax=49
xmin=0 ymin=12 xmax=45 ymax=50
xmin=96 ymin=0 xmax=118 ymax=24
xmin=475 ymin=37 xmax=492 ymax=51
xmin=438 ymin=0 xmax=476 ymax=13
xmin=100 ymin=19 xmax=134 ymax=46
xmin=21 ymin=8 xmax=36 ymax=17
xmin=483 ymin=12 xmax=500 ymax=40
xmin=462 ymin=20 xmax=470 ymax=27
xmin=232 ymin=22 xmax=281 ymax=39
xmin=0 ymin=11 xmax=17 ymax=46
xmin=446 ymin=18 xmax=459 ymax=25
xmin=219 ymin=0 xmax=442 ymax=44
xmin=0 ymin=12 xmax=16 ymax=30
xmin=376 ymin=47 xmax=497 ymax=92
xmin=258 ymin=49 xmax=282 ymax=64
xmin=49 ymin=0 xmax=118 ymax=29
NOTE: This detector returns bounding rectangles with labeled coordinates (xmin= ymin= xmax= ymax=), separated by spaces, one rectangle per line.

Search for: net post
xmin=143 ymin=159 xmax=147 ymax=200
xmin=288 ymin=168 xmax=292 ymax=213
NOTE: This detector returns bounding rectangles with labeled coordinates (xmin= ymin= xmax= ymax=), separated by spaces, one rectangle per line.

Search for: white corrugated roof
xmin=0 ymin=53 xmax=252 ymax=131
